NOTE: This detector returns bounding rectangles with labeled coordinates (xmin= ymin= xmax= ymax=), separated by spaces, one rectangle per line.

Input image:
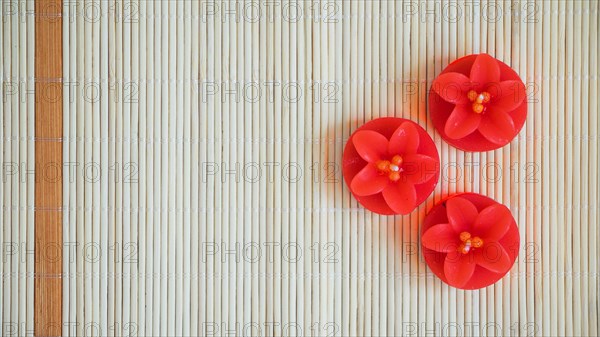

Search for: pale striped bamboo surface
xmin=2 ymin=0 xmax=599 ymax=336
xmin=0 ymin=0 xmax=36 ymax=335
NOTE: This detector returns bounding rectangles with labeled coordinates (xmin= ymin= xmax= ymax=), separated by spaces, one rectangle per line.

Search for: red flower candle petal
xmin=444 ymin=251 xmax=477 ymax=287
xmin=477 ymin=106 xmax=517 ymax=144
xmin=353 ymin=130 xmax=388 ymax=162
xmin=429 ymin=53 xmax=527 ymax=152
xmin=470 ymin=53 xmax=501 ymax=87
xmin=343 ymin=118 xmax=440 ymax=215
xmin=421 ymin=193 xmax=520 ymax=290
xmin=350 ymin=164 xmax=389 ymax=196
xmin=381 ymin=181 xmax=417 ymax=215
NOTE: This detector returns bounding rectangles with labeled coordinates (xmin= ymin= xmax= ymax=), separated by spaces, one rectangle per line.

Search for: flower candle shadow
xmin=421 ymin=193 xmax=520 ymax=290
xmin=343 ymin=118 xmax=440 ymax=215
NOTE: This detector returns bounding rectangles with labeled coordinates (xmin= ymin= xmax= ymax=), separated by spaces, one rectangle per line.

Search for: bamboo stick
xmin=137 ymin=1 xmax=148 ymax=335
xmin=233 ymin=0 xmax=245 ymax=333
xmin=556 ymin=1 xmax=566 ymax=334
xmin=249 ymin=0 xmax=260 ymax=333
xmin=219 ymin=0 xmax=230 ymax=332
xmin=62 ymin=0 xmax=71 ymax=333
xmin=282 ymin=0 xmax=292 ymax=330
xmin=144 ymin=1 xmax=156 ymax=334
xmin=588 ymin=1 xmax=599 ymax=335
xmin=546 ymin=0 xmax=558 ymax=334
xmin=266 ymin=0 xmax=275 ymax=333
xmin=18 ymin=0 xmax=26 ymax=332
xmin=160 ymin=1 xmax=170 ymax=333
xmin=106 ymin=1 xmax=116 ymax=335
xmin=0 ymin=0 xmax=5 ymax=328
xmin=320 ymin=2 xmax=327 ymax=333
xmin=572 ymin=0 xmax=584 ymax=334
xmin=182 ymin=0 xmax=192 ymax=334
xmin=278 ymin=1 xmax=288 ymax=334
xmin=121 ymin=0 xmax=132 ymax=331
xmin=521 ymin=2 xmax=543 ymax=331
xmin=301 ymin=1 xmax=313 ymax=334
xmin=190 ymin=0 xmax=200 ymax=334
xmin=565 ymin=1 xmax=576 ymax=335
xmin=288 ymin=0 xmax=300 ymax=335
xmin=296 ymin=1 xmax=307 ymax=335
xmin=529 ymin=0 xmax=541 ymax=332
xmin=332 ymin=2 xmax=345 ymax=334
xmin=26 ymin=0 xmax=35 ymax=333
xmin=166 ymin=2 xmax=177 ymax=334
xmin=174 ymin=1 xmax=184 ymax=334
xmin=91 ymin=0 xmax=101 ymax=332
xmin=115 ymin=0 xmax=126 ymax=331
xmin=129 ymin=0 xmax=140 ymax=333
xmin=99 ymin=0 xmax=109 ymax=334
xmin=580 ymin=1 xmax=594 ymax=336
xmin=198 ymin=0 xmax=208 ymax=332
xmin=132 ymin=0 xmax=141 ymax=333
xmin=541 ymin=0 xmax=552 ymax=334
xmin=84 ymin=0 xmax=93 ymax=329
xmin=257 ymin=0 xmax=267 ymax=331
xmin=11 ymin=2 xmax=18 ymax=330
xmin=76 ymin=1 xmax=85 ymax=335
xmin=8 ymin=2 xmax=15 ymax=330
xmin=311 ymin=0 xmax=321 ymax=333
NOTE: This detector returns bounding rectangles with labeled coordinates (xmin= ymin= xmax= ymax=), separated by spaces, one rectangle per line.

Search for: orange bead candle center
xmin=376 ymin=155 xmax=404 ymax=182
xmin=458 ymin=231 xmax=483 ymax=254
xmin=467 ymin=90 xmax=491 ymax=114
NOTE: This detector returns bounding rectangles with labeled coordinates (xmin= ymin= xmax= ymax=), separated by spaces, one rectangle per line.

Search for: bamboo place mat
xmin=2 ymin=0 xmax=599 ymax=336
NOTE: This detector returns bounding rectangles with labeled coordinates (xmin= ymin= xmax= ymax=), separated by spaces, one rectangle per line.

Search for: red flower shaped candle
xmin=421 ymin=193 xmax=519 ymax=289
xmin=429 ymin=53 xmax=527 ymax=151
xmin=343 ymin=118 xmax=440 ymax=215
